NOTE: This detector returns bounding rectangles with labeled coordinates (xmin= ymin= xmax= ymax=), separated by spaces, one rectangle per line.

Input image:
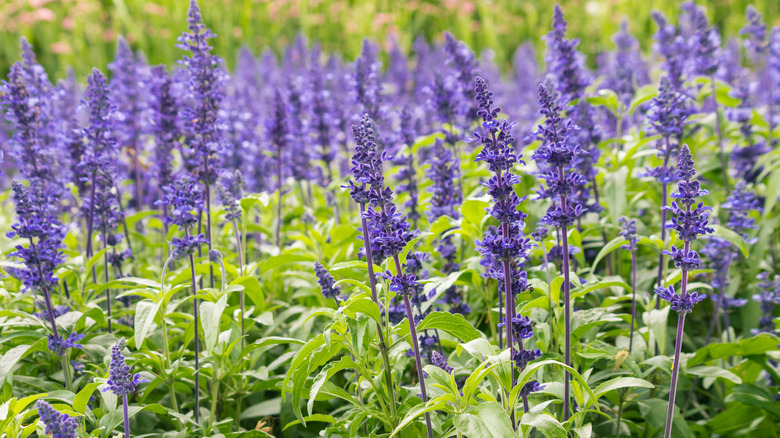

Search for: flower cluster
xmin=426 ymin=138 xmax=462 ymax=221
xmin=177 ymin=0 xmax=226 ymax=167
xmin=651 ymin=12 xmax=688 ymax=91
xmin=6 ymin=181 xmax=66 ymax=295
xmin=656 ymin=145 xmax=712 ymax=312
xmin=351 ymin=39 xmax=383 ymax=122
xmin=619 ymin=216 xmax=638 ymax=252
xmin=443 ymin=32 xmax=478 ymax=120
xmin=314 ymin=261 xmax=342 ymax=301
xmin=157 ymin=175 xmax=205 ymax=229
xmin=532 ymin=83 xmax=587 ymax=228
xmin=663 ymin=145 xmax=714 ymax=245
xmin=217 ymin=169 xmax=244 ymax=222
xmin=656 ymin=285 xmax=707 ymax=314
xmin=543 ymin=5 xmax=589 ymax=104
xmin=104 ymin=338 xmax=148 ymax=396
xmin=48 ymin=332 xmax=85 ymax=357
xmin=682 ymin=1 xmax=721 ymax=77
xmin=157 ymin=175 xmax=209 ymax=259
xmin=148 ymin=65 xmax=179 ymax=195
xmin=753 ymin=273 xmax=780 ymax=335
xmin=430 ymin=350 xmax=453 ymax=373
xmin=36 ymin=400 xmax=79 ymax=438
xmin=722 ymin=181 xmax=761 ymax=241
xmin=345 ymin=114 xmax=391 ymax=207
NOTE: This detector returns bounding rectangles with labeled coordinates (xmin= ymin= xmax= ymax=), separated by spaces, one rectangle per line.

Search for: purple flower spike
xmin=36 ymin=400 xmax=79 ymax=438
xmin=48 ymin=332 xmax=85 ymax=357
xmin=655 ymin=285 xmax=706 ymax=314
xmin=430 ymin=351 xmax=453 ymax=373
xmin=314 ymin=261 xmax=342 ymax=302
xmin=104 ymin=338 xmax=147 ymax=396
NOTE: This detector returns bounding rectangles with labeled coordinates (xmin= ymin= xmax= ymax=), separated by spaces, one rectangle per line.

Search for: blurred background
xmin=3 ymin=0 xmax=780 ymax=80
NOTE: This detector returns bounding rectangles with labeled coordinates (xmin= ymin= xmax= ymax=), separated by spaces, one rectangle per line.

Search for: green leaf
xmin=396 ymin=312 xmax=483 ymax=343
xmin=523 ymin=412 xmax=566 ymax=438
xmin=259 ymin=253 xmax=315 ymax=274
xmin=592 ymin=377 xmax=654 ymax=400
xmin=240 ymin=193 xmax=270 ymax=212
xmin=605 ymin=166 xmax=628 ymax=225
xmin=686 ymin=366 xmax=742 ymax=384
xmin=282 ymin=414 xmax=336 ymax=431
xmin=710 ymin=225 xmax=749 ymax=258
xmin=628 ymin=84 xmax=658 ymax=114
xmin=231 ymin=276 xmax=265 ymax=311
xmin=390 ymin=396 xmax=454 ymax=437
xmin=0 ymin=338 xmax=46 ymax=384
xmin=461 ymin=198 xmax=490 ymax=227
xmin=638 ymin=398 xmax=694 ymax=438
xmin=341 ymin=297 xmax=381 ymax=325
xmin=73 ymin=382 xmax=102 ymax=414
xmin=589 ymin=238 xmax=627 ymax=277
xmin=133 ymin=300 xmax=160 ymax=348
xmin=585 ymin=89 xmax=619 ymax=115
xmin=200 ymin=294 xmax=228 ymax=352
xmin=644 ymin=307 xmax=671 ymax=356
xmin=688 ymin=333 xmax=779 ymax=367
xmin=453 ymin=401 xmax=516 ymax=438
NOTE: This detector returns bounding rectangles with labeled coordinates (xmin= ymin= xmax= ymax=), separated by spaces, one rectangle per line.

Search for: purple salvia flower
xmin=430 ymin=350 xmax=453 ymax=373
xmin=652 ymin=11 xmax=688 ymax=91
xmin=216 ymin=169 xmax=243 ymax=223
xmin=351 ymin=39 xmax=383 ymax=122
xmin=109 ymin=36 xmax=148 ymax=209
xmin=177 ymin=0 xmax=225 ymax=167
xmin=387 ymin=37 xmax=411 ymax=100
xmin=344 ymin=114 xmax=431 ymax=437
xmin=472 ymin=77 xmax=536 ymax=418
xmin=443 ymin=32 xmax=478 ymax=119
xmin=314 ymin=261 xmax=342 ymax=302
xmin=605 ymin=20 xmax=650 ymax=104
xmin=268 ymin=88 xmax=289 ymax=248
xmin=619 ymin=216 xmax=639 ymax=352
xmin=103 ymin=338 xmax=147 ymax=396
xmin=36 ymin=400 xmax=79 ymax=438
xmin=177 ymin=0 xmax=225 ymax=292
xmin=395 ymin=106 xmax=421 ymax=225
xmin=753 ymin=273 xmax=780 ymax=335
xmin=156 ymin=171 xmax=206 ymax=423
xmin=741 ymin=5 xmax=769 ymax=55
xmin=148 ymin=65 xmax=179 ymax=199
xmin=544 ymin=6 xmax=589 ymax=104
xmin=655 ymin=144 xmax=711 ymax=438
xmin=156 ymin=175 xmax=209 ymax=260
xmin=532 ymin=82 xmax=582 ymax=420
xmin=309 ymin=46 xmax=339 ymax=183
xmin=103 ymin=338 xmax=147 ymax=438
xmin=722 ymin=181 xmax=761 ymax=241
xmin=681 ymin=1 xmax=721 ymax=77
xmin=1 ymin=63 xmax=51 ymax=182
xmin=426 ymin=138 xmax=462 ymax=222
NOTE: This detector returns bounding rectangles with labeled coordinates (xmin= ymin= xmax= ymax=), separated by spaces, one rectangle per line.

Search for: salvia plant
xmin=1 ymin=2 xmax=780 ymax=437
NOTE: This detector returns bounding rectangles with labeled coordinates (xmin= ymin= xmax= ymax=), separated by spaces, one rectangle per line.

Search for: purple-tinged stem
xmin=123 ymin=394 xmax=130 ymax=438
xmin=500 ymin=220 xmax=517 ymax=425
xmin=29 ymin=239 xmax=60 ymax=339
xmin=710 ymin=75 xmax=730 ymax=194
xmin=664 ymin=241 xmax=690 ymax=438
xmin=540 ymin=239 xmax=556 ymax=352
xmin=558 ymin=167 xmax=573 ymax=422
xmin=359 ymin=203 xmax=396 ymax=417
xmin=655 ymin=141 xmax=672 ymax=311
xmin=113 ymin=183 xmax=134 ymax=257
xmin=629 ymin=251 xmax=637 ymax=352
xmin=397 ymin=258 xmax=434 ymax=438
xmin=203 ymin=157 xmax=214 ymax=289
xmin=185 ymin=229 xmax=201 ymax=427
xmin=101 ymin=225 xmax=113 ymax=333
xmin=86 ymin=172 xmax=98 ymax=284
xmin=276 ymin=149 xmax=284 ymax=249
xmin=232 ymin=220 xmax=245 ymax=346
